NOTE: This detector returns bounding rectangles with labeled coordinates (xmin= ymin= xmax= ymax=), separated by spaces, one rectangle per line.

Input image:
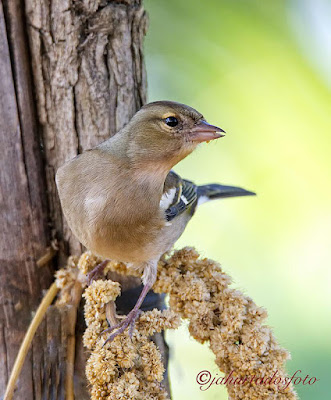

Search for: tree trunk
xmin=0 ymin=0 xmax=53 ymax=397
xmin=0 ymin=0 xmax=170 ymax=398
xmin=25 ymin=0 xmax=148 ymax=265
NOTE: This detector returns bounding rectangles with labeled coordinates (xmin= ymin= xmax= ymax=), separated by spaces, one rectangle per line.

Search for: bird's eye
xmin=164 ymin=116 xmax=178 ymax=127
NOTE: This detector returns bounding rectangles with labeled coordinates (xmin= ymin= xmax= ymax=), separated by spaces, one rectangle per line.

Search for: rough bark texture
xmin=25 ymin=0 xmax=148 ymax=265
xmin=0 ymin=0 xmax=53 ymax=398
xmin=0 ymin=0 xmax=170 ymax=398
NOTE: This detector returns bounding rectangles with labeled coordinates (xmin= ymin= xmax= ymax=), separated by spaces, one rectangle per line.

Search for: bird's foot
xmin=102 ymin=282 xmax=152 ymax=345
xmin=102 ymin=309 xmax=142 ymax=345
xmin=87 ymin=259 xmax=109 ymax=285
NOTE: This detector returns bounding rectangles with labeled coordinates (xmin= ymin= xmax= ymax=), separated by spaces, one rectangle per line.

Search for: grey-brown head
xmin=124 ymin=100 xmax=225 ymax=168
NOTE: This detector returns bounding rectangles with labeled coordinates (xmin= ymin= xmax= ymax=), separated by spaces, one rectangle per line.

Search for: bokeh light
xmin=144 ymin=0 xmax=331 ymax=399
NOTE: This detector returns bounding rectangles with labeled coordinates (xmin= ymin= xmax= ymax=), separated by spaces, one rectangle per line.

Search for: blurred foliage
xmin=144 ymin=0 xmax=331 ymax=399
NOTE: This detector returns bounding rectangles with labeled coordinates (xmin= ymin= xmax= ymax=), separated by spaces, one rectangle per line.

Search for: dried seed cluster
xmin=152 ymin=248 xmax=298 ymax=400
xmin=55 ymin=255 xmax=79 ymax=305
xmin=58 ymin=249 xmax=297 ymax=399
xmin=81 ymin=266 xmax=180 ymax=399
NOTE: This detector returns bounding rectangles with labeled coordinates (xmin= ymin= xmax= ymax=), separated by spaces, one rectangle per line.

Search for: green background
xmin=144 ymin=0 xmax=331 ymax=399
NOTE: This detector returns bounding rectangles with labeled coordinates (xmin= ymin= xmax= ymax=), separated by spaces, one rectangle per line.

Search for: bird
xmin=56 ymin=100 xmax=255 ymax=341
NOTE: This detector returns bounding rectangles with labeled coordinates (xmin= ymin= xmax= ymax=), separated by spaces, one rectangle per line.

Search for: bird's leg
xmin=103 ymin=283 xmax=152 ymax=344
xmin=103 ymin=260 xmax=158 ymax=344
xmin=87 ymin=259 xmax=109 ymax=285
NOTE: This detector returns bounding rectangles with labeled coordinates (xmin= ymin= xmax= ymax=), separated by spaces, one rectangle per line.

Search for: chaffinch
xmin=56 ymin=101 xmax=255 ymax=340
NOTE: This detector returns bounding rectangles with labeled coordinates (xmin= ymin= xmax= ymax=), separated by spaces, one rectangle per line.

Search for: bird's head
xmin=125 ymin=101 xmax=225 ymax=170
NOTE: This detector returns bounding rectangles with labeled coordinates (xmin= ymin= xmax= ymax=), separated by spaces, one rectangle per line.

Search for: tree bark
xmin=25 ymin=0 xmax=148 ymax=265
xmin=0 ymin=0 xmax=54 ymax=398
xmin=0 ymin=0 xmax=170 ymax=398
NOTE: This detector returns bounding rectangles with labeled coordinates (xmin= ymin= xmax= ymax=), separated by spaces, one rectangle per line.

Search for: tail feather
xmin=197 ymin=184 xmax=255 ymax=205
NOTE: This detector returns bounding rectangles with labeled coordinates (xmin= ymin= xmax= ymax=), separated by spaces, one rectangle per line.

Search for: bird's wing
xmin=161 ymin=171 xmax=198 ymax=222
xmin=161 ymin=172 xmax=255 ymax=222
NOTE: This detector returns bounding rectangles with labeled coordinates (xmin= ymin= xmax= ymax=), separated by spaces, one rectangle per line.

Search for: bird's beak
xmin=189 ymin=121 xmax=226 ymax=143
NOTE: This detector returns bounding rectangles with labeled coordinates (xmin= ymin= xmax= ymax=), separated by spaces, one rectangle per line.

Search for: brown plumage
xmin=56 ymin=100 xmax=254 ymax=340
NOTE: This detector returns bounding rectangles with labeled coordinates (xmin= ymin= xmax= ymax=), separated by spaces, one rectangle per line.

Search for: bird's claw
xmin=102 ymin=309 xmax=142 ymax=346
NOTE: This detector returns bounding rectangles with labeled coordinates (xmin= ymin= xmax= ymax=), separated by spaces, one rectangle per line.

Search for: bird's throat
xmin=131 ymin=160 xmax=170 ymax=193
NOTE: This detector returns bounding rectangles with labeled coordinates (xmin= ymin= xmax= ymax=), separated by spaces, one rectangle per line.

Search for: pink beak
xmin=189 ymin=121 xmax=225 ymax=143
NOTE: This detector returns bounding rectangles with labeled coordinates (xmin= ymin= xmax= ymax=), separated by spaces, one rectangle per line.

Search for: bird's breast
xmin=87 ymin=214 xmax=165 ymax=264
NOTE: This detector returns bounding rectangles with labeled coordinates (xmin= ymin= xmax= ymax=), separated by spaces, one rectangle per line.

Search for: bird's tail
xmin=197 ymin=184 xmax=255 ymax=205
